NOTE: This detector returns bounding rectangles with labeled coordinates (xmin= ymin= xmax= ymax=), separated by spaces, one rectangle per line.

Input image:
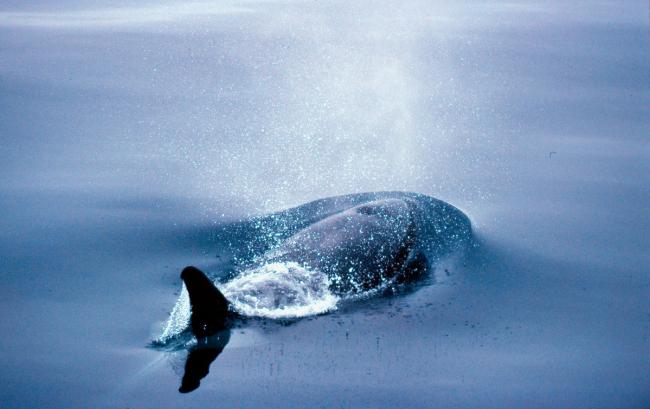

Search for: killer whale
xmin=179 ymin=193 xmax=471 ymax=338
xmin=164 ymin=192 xmax=472 ymax=392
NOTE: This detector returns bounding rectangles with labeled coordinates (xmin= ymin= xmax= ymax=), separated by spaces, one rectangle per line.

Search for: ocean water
xmin=1 ymin=1 xmax=649 ymax=408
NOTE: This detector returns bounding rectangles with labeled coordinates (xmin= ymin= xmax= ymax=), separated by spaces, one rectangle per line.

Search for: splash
xmin=222 ymin=262 xmax=340 ymax=319
xmin=157 ymin=283 xmax=191 ymax=344
xmin=156 ymin=262 xmax=339 ymax=343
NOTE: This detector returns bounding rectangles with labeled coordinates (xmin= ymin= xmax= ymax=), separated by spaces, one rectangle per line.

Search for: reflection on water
xmin=0 ymin=3 xmax=253 ymax=29
xmin=179 ymin=330 xmax=231 ymax=393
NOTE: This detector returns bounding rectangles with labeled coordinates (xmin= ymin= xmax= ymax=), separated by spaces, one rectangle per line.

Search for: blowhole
xmin=356 ymin=205 xmax=378 ymax=216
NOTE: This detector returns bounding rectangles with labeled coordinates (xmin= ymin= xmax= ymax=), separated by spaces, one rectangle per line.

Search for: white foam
xmin=222 ymin=262 xmax=340 ymax=319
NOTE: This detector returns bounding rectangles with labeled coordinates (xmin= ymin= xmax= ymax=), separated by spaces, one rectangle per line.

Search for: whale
xmin=179 ymin=192 xmax=471 ymax=338
xmin=161 ymin=192 xmax=472 ymax=392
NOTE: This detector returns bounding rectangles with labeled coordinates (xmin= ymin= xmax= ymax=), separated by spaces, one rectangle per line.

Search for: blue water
xmin=1 ymin=1 xmax=649 ymax=408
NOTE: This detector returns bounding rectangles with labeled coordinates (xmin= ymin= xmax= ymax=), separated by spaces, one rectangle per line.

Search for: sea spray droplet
xmin=222 ymin=262 xmax=340 ymax=319
xmin=158 ymin=283 xmax=191 ymax=343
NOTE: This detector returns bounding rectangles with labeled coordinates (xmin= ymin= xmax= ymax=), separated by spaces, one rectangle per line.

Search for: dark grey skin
xmin=263 ymin=198 xmax=424 ymax=293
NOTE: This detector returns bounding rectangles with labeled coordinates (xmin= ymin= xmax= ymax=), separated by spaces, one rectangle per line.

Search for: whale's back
xmin=267 ymin=198 xmax=416 ymax=293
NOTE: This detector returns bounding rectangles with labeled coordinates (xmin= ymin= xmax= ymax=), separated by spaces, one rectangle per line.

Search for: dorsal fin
xmin=180 ymin=266 xmax=231 ymax=338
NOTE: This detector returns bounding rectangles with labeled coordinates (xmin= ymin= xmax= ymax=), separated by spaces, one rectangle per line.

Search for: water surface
xmin=1 ymin=1 xmax=649 ymax=408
